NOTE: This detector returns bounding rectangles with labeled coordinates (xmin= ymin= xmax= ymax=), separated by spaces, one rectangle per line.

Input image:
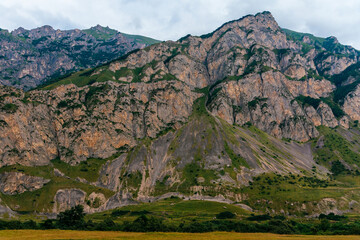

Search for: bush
xmin=216 ymin=211 xmax=236 ymax=219
xmin=1 ymin=103 xmax=18 ymax=113
xmin=319 ymin=213 xmax=347 ymax=221
xmin=95 ymin=218 xmax=120 ymax=231
xmin=295 ymin=95 xmax=321 ymax=109
xmin=111 ymin=209 xmax=130 ymax=217
xmin=247 ymin=214 xmax=272 ymax=221
xmin=123 ymin=215 xmax=168 ymax=232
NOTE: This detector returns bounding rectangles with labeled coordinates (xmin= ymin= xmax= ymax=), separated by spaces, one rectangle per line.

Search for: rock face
xmin=53 ymin=189 xmax=109 ymax=213
xmin=208 ymin=72 xmax=334 ymax=141
xmin=0 ymin=172 xmax=50 ymax=195
xmin=2 ymin=11 xmax=360 ymax=215
xmin=0 ymin=25 xmax=159 ymax=90
xmin=0 ymin=80 xmax=200 ymax=165
xmin=53 ymin=189 xmax=87 ymax=213
xmin=343 ymin=84 xmax=360 ymax=120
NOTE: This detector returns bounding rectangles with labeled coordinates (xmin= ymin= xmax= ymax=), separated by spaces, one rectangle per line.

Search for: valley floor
xmin=0 ymin=230 xmax=359 ymax=240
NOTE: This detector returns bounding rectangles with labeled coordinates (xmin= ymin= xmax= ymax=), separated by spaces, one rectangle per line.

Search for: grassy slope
xmin=83 ymin=27 xmax=118 ymax=40
xmin=51 ymin=152 xmax=123 ymax=183
xmin=0 ymin=163 xmax=114 ymax=213
xmin=83 ymin=26 xmax=160 ymax=45
xmin=123 ymin=33 xmax=161 ymax=45
xmin=39 ymin=57 xmax=163 ymax=90
xmin=40 ymin=67 xmax=120 ymax=90
xmin=314 ymin=126 xmax=360 ymax=167
xmin=87 ymin=198 xmax=249 ymax=224
xmin=238 ymin=125 xmax=360 ymax=214
xmin=282 ymin=28 xmax=326 ymax=45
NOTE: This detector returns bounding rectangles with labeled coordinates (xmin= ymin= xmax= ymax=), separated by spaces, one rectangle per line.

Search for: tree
xmin=331 ymin=160 xmax=347 ymax=176
xmin=40 ymin=219 xmax=54 ymax=229
xmin=57 ymin=205 xmax=86 ymax=229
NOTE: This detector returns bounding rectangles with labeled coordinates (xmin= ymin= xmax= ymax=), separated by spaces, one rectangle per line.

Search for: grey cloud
xmin=0 ymin=0 xmax=359 ymax=49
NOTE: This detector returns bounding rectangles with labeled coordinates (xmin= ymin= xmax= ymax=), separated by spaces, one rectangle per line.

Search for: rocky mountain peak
xmin=254 ymin=11 xmax=279 ymax=28
xmin=232 ymin=11 xmax=280 ymax=32
xmin=30 ymin=25 xmax=56 ymax=36
xmin=11 ymin=27 xmax=27 ymax=36
xmin=202 ymin=11 xmax=280 ymax=40
xmin=326 ymin=36 xmax=339 ymax=44
xmin=91 ymin=24 xmax=108 ymax=31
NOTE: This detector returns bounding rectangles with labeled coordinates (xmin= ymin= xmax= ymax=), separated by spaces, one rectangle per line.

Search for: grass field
xmin=86 ymin=198 xmax=250 ymax=224
xmin=0 ymin=230 xmax=360 ymax=240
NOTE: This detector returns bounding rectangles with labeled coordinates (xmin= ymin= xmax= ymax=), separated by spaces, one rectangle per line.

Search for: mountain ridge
xmin=0 ymin=24 xmax=160 ymax=90
xmin=1 ymin=11 xmax=360 ymax=218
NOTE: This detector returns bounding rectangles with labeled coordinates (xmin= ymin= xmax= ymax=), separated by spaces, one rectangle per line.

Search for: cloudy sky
xmin=1 ymin=0 xmax=360 ymax=49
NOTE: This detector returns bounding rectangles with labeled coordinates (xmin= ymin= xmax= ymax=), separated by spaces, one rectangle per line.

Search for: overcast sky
xmin=1 ymin=0 xmax=360 ymax=49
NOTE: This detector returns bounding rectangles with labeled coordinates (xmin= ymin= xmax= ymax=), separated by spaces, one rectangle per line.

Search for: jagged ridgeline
xmin=2 ymin=11 xmax=360 ymax=217
xmin=0 ymin=24 xmax=160 ymax=90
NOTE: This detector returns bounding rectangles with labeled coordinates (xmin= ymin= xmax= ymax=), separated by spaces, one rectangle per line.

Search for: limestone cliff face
xmin=208 ymin=71 xmax=336 ymax=141
xmin=0 ymin=172 xmax=50 ymax=195
xmin=0 ymin=80 xmax=199 ymax=165
xmin=344 ymin=85 xmax=360 ymax=120
xmin=0 ymin=25 xmax=159 ymax=90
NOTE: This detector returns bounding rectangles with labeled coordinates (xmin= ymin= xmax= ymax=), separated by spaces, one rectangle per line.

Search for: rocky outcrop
xmin=53 ymin=189 xmax=87 ymax=213
xmin=0 ymin=25 xmax=159 ymax=90
xmin=0 ymin=172 xmax=50 ymax=195
xmin=0 ymin=199 xmax=16 ymax=218
xmin=54 ymin=168 xmax=66 ymax=178
xmin=53 ymin=189 xmax=115 ymax=213
xmin=343 ymin=85 xmax=360 ymax=120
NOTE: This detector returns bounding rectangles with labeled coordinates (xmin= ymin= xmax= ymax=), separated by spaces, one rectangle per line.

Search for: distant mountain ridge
xmin=0 ymin=24 xmax=160 ymax=90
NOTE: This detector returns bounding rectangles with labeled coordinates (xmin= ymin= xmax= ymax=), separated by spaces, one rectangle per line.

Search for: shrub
xmin=216 ymin=211 xmax=236 ymax=219
xmin=331 ymin=160 xmax=347 ymax=176
xmin=1 ymin=103 xmax=18 ymax=113
xmin=111 ymin=209 xmax=130 ymax=217
xmin=247 ymin=214 xmax=272 ymax=221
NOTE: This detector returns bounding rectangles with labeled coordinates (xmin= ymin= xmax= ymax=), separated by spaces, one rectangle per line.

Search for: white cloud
xmin=0 ymin=0 xmax=359 ymax=48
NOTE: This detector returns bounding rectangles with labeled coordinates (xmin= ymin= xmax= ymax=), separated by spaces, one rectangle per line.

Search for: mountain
xmin=1 ymin=11 xmax=360 ymax=218
xmin=0 ymin=25 xmax=160 ymax=90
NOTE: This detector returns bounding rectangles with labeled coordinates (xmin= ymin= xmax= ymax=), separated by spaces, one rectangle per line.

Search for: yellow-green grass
xmin=0 ymin=230 xmax=359 ymax=240
xmin=335 ymin=175 xmax=360 ymax=187
xmin=245 ymin=173 xmax=360 ymax=197
xmin=240 ymin=173 xmax=360 ymax=214
xmin=86 ymin=198 xmax=250 ymax=224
